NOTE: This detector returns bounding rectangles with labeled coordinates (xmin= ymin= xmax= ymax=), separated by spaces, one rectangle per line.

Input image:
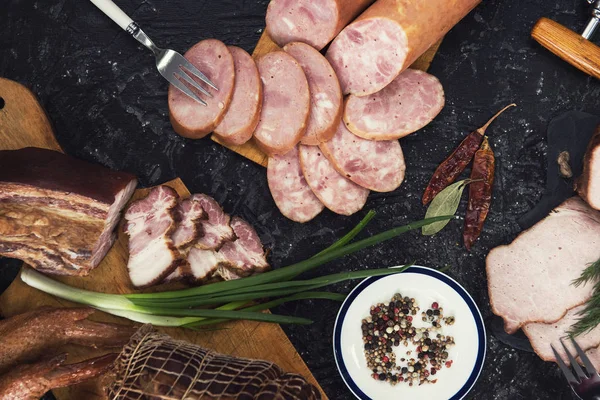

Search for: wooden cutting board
xmin=211 ymin=32 xmax=443 ymax=167
xmin=0 ymin=30 xmax=442 ymax=399
xmin=0 ymin=76 xmax=327 ymax=399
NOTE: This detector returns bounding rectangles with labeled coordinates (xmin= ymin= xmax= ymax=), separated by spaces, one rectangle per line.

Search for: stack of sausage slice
xmin=167 ymin=0 xmax=480 ymax=222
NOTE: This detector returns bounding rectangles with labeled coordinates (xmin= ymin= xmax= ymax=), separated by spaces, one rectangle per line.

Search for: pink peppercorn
xmin=432 ymin=302 xmax=439 ymax=309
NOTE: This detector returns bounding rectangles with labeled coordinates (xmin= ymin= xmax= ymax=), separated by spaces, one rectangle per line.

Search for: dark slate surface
xmin=1 ymin=0 xmax=600 ymax=399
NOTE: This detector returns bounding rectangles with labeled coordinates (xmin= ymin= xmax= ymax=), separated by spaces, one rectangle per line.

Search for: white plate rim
xmin=332 ymin=265 xmax=487 ymax=400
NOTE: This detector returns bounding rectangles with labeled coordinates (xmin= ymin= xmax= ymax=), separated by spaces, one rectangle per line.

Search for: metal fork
xmin=89 ymin=0 xmax=217 ymax=106
xmin=552 ymin=338 xmax=600 ymax=400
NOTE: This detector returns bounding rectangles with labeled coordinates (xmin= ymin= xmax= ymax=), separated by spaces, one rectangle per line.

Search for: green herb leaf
xmin=569 ymin=257 xmax=600 ymax=336
xmin=422 ymin=180 xmax=468 ymax=236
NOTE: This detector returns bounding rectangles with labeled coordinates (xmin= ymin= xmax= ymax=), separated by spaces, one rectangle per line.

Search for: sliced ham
xmin=253 ymin=52 xmax=310 ymax=156
xmin=213 ymin=46 xmax=263 ymax=146
xmin=319 ymin=121 xmax=405 ymax=192
xmin=124 ymin=186 xmax=180 ymax=288
xmin=343 ymin=69 xmax=445 ymax=140
xmin=299 ymin=144 xmax=369 ymax=215
xmin=487 ymin=197 xmax=600 ymax=334
xmin=171 ymin=197 xmax=206 ymax=250
xmin=326 ymin=0 xmax=480 ymax=96
xmin=522 ymin=305 xmax=600 ymax=364
xmin=191 ymin=194 xmax=235 ymax=250
xmin=267 ymin=147 xmax=324 ymax=222
xmin=168 ymin=39 xmax=235 ymax=139
xmin=0 ymin=147 xmax=136 ymax=276
xmin=576 ymin=125 xmax=600 ymax=210
xmin=283 ymin=42 xmax=343 ymax=145
xmin=266 ymin=0 xmax=376 ymax=50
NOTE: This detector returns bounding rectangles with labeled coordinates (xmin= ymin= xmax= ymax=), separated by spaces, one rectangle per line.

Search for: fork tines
xmin=168 ymin=54 xmax=218 ymax=107
xmin=552 ymin=337 xmax=598 ymax=384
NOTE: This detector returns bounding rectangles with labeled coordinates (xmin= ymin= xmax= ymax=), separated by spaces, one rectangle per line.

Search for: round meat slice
xmin=253 ymin=52 xmax=310 ymax=156
xmin=284 ymin=42 xmax=343 ymax=145
xmin=320 ymin=121 xmax=405 ymax=192
xmin=299 ymin=145 xmax=368 ymax=215
xmin=213 ymin=46 xmax=262 ymax=146
xmin=267 ymin=146 xmax=324 ymax=222
xmin=344 ymin=69 xmax=445 ymax=140
xmin=266 ymin=0 xmax=376 ymax=51
xmin=326 ymin=0 xmax=480 ymax=96
xmin=168 ymin=39 xmax=235 ymax=139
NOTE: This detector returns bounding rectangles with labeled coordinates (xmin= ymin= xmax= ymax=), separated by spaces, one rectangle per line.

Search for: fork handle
xmin=89 ymin=0 xmax=134 ymax=31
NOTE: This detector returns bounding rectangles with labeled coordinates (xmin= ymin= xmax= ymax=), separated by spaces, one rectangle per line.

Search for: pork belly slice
xmin=124 ymin=186 xmax=180 ymax=288
xmin=171 ymin=197 xmax=206 ymax=249
xmin=577 ymin=125 xmax=600 ymax=210
xmin=191 ymin=194 xmax=235 ymax=250
xmin=187 ymin=247 xmax=226 ymax=283
xmin=187 ymin=217 xmax=269 ymax=283
xmin=218 ymin=217 xmax=270 ymax=276
xmin=522 ymin=305 xmax=600 ymax=364
xmin=487 ymin=197 xmax=600 ymax=334
xmin=0 ymin=147 xmax=137 ymax=275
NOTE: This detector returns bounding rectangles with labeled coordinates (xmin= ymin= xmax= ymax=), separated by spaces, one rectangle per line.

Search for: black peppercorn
xmin=378 ymin=373 xmax=386 ymax=381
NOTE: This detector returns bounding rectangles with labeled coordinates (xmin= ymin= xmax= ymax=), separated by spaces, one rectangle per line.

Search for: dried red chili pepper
xmin=422 ymin=104 xmax=515 ymax=205
xmin=464 ymin=136 xmax=495 ymax=251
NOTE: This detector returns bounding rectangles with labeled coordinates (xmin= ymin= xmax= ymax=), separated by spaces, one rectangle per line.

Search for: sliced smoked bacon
xmin=0 ymin=147 xmax=137 ymax=276
xmin=124 ymin=186 xmax=180 ymax=288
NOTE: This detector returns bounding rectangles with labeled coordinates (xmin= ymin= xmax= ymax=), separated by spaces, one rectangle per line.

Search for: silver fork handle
xmin=89 ymin=0 xmax=159 ymax=54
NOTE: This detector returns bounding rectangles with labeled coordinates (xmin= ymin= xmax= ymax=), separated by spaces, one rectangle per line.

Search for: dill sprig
xmin=569 ymin=259 xmax=600 ymax=337
xmin=572 ymin=259 xmax=600 ymax=287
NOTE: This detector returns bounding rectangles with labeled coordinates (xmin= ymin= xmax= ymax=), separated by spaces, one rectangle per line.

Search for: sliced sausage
xmin=267 ymin=146 xmax=324 ymax=222
xmin=253 ymin=51 xmax=310 ymax=155
xmin=266 ymin=0 xmax=375 ymax=51
xmin=169 ymin=39 xmax=235 ymax=139
xmin=326 ymin=0 xmax=481 ymax=96
xmin=344 ymin=69 xmax=445 ymax=140
xmin=320 ymin=121 xmax=405 ymax=192
xmin=213 ymin=46 xmax=263 ymax=146
xmin=284 ymin=42 xmax=343 ymax=145
xmin=299 ymin=145 xmax=368 ymax=215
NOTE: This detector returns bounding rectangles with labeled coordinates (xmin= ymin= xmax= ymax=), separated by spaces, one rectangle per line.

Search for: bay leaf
xmin=422 ymin=180 xmax=468 ymax=236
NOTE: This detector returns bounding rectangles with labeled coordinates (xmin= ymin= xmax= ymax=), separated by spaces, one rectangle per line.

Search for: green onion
xmin=125 ymin=215 xmax=452 ymax=301
xmin=185 ymin=292 xmax=346 ymax=328
xmin=129 ymin=265 xmax=411 ymax=308
xmin=20 ymin=268 xmax=312 ymax=325
xmin=312 ymin=210 xmax=376 ymax=258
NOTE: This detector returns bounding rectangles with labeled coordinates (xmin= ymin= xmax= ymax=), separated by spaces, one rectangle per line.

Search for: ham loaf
xmin=267 ymin=146 xmax=324 ymax=222
xmin=213 ymin=46 xmax=263 ymax=146
xmin=266 ymin=0 xmax=375 ymax=50
xmin=169 ymin=39 xmax=235 ymax=139
xmin=284 ymin=42 xmax=343 ymax=145
xmin=253 ymin=52 xmax=310 ymax=156
xmin=320 ymin=121 xmax=405 ymax=192
xmin=344 ymin=69 xmax=445 ymax=140
xmin=299 ymin=144 xmax=368 ymax=215
xmin=326 ymin=0 xmax=481 ymax=96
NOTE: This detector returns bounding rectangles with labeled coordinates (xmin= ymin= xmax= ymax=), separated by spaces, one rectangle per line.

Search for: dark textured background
xmin=2 ymin=0 xmax=600 ymax=399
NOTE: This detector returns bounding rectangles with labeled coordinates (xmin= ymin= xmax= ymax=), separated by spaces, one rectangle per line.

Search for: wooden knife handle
xmin=532 ymin=17 xmax=600 ymax=80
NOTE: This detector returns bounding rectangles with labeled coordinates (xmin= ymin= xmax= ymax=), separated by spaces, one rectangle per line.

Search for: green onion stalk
xmin=20 ymin=213 xmax=453 ymax=328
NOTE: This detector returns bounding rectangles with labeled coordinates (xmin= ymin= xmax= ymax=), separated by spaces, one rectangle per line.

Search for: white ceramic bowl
xmin=333 ymin=266 xmax=486 ymax=400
